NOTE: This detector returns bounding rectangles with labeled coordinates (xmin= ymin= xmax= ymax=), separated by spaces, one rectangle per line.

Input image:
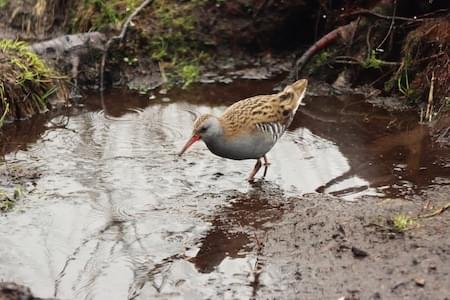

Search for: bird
xmin=178 ymin=79 xmax=308 ymax=182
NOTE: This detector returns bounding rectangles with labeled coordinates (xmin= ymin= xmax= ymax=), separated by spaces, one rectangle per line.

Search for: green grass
xmin=0 ymin=39 xmax=62 ymax=127
xmin=0 ymin=186 xmax=24 ymax=212
xmin=0 ymin=82 xmax=9 ymax=127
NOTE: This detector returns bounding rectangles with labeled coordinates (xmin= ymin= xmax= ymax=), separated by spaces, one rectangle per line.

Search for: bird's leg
xmin=247 ymin=159 xmax=262 ymax=182
xmin=262 ymin=155 xmax=270 ymax=178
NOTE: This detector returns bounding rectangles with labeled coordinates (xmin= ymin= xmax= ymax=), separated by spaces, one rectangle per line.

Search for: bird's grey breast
xmin=203 ymin=131 xmax=276 ymax=160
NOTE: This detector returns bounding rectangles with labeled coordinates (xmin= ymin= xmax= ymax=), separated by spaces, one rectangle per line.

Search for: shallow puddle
xmin=0 ymin=80 xmax=449 ymax=299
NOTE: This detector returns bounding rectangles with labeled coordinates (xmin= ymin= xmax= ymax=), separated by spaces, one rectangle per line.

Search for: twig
xmin=313 ymin=6 xmax=322 ymax=42
xmin=417 ymin=202 xmax=450 ymax=219
xmin=333 ymin=56 xmax=400 ymax=67
xmin=376 ymin=0 xmax=397 ymax=50
xmin=99 ymin=0 xmax=153 ymax=92
xmin=341 ymin=9 xmax=423 ymax=22
xmin=415 ymin=52 xmax=445 ymax=64
xmin=366 ymin=25 xmax=373 ymax=59
xmin=425 ymin=71 xmax=435 ymax=122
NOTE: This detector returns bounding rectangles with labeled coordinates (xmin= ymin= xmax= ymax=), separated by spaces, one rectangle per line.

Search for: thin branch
xmin=366 ymin=25 xmax=373 ymax=59
xmin=341 ymin=9 xmax=423 ymax=22
xmin=425 ymin=71 xmax=435 ymax=122
xmin=333 ymin=56 xmax=400 ymax=67
xmin=415 ymin=52 xmax=445 ymax=64
xmin=417 ymin=202 xmax=450 ymax=219
xmin=99 ymin=0 xmax=154 ymax=92
xmin=376 ymin=0 xmax=397 ymax=50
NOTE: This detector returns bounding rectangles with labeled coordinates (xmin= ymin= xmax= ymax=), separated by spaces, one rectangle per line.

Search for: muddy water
xmin=0 ymin=80 xmax=449 ymax=299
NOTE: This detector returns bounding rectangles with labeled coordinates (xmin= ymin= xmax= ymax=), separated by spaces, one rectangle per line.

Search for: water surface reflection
xmin=0 ymin=80 xmax=448 ymax=299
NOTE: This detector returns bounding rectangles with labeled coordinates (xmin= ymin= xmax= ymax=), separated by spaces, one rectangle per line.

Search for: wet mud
xmin=0 ymin=80 xmax=449 ymax=299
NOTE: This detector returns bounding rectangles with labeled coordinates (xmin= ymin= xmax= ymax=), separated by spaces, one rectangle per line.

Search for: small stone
xmin=351 ymin=246 xmax=369 ymax=258
xmin=414 ymin=277 xmax=425 ymax=287
xmin=161 ymin=97 xmax=171 ymax=102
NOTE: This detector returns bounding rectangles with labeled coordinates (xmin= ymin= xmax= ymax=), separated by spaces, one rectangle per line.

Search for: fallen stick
xmin=417 ymin=202 xmax=450 ymax=219
xmin=425 ymin=71 xmax=435 ymax=122
xmin=292 ymin=20 xmax=358 ymax=78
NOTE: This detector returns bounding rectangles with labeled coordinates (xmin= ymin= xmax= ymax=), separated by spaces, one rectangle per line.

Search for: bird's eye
xmin=199 ymin=126 xmax=207 ymax=133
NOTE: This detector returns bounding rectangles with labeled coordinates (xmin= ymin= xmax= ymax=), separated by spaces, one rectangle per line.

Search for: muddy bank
xmin=188 ymin=185 xmax=450 ymax=299
xmin=1 ymin=0 xmax=449 ymax=126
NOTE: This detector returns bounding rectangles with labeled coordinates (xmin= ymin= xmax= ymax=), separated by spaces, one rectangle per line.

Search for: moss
xmin=0 ymin=39 xmax=65 ymax=126
xmin=71 ymin=0 xmax=208 ymax=88
xmin=306 ymin=49 xmax=334 ymax=74
xmin=145 ymin=0 xmax=209 ymax=88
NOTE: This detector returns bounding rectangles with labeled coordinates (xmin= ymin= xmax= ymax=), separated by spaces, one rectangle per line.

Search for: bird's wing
xmin=221 ymin=79 xmax=307 ymax=139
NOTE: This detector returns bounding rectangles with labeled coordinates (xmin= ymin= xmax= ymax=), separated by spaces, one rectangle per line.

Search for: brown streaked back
xmin=219 ymin=79 xmax=308 ymax=138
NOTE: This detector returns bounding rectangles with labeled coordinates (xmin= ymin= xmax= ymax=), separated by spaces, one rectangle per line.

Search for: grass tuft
xmin=0 ymin=185 xmax=24 ymax=212
xmin=0 ymin=39 xmax=64 ymax=126
xmin=392 ymin=213 xmax=416 ymax=231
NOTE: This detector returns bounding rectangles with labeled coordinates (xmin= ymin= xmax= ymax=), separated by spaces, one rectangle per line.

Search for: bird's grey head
xmin=178 ymin=114 xmax=222 ymax=156
xmin=192 ymin=114 xmax=223 ymax=142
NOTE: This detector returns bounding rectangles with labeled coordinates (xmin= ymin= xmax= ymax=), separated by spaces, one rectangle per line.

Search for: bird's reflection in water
xmin=191 ymin=181 xmax=287 ymax=273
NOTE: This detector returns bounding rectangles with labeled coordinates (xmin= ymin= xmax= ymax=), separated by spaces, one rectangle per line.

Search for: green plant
xmin=363 ymin=50 xmax=383 ymax=69
xmin=392 ymin=213 xmax=416 ymax=231
xmin=145 ymin=0 xmax=209 ymax=87
xmin=0 ymin=40 xmax=56 ymax=84
xmin=0 ymin=186 xmax=24 ymax=212
xmin=0 ymin=0 xmax=8 ymax=8
xmin=178 ymin=63 xmax=200 ymax=89
xmin=308 ymin=49 xmax=333 ymax=73
xmin=0 ymin=82 xmax=9 ymax=127
xmin=0 ymin=39 xmax=63 ymax=126
xmin=71 ymin=0 xmax=140 ymax=32
xmin=396 ymin=66 xmax=420 ymax=103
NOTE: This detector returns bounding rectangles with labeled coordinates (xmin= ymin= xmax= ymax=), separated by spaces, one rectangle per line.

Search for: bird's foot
xmin=247 ymin=177 xmax=256 ymax=183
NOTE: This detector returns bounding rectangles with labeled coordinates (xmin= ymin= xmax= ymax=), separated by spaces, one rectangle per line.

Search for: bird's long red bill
xmin=178 ymin=134 xmax=201 ymax=156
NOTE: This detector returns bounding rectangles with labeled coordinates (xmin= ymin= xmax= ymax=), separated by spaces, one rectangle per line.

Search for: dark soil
xmin=240 ymin=186 xmax=450 ymax=299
